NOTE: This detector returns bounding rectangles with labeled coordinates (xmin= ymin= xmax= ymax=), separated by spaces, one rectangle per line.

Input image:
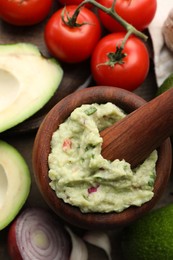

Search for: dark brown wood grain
xmin=101 ymin=88 xmax=173 ymax=168
xmin=32 ymin=86 xmax=172 ymax=230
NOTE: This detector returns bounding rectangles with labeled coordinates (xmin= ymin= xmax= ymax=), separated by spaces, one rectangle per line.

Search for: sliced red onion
xmin=83 ymin=230 xmax=112 ymax=260
xmin=8 ymin=207 xmax=71 ymax=260
xmin=66 ymin=226 xmax=88 ymax=260
xmin=88 ymin=184 xmax=100 ymax=194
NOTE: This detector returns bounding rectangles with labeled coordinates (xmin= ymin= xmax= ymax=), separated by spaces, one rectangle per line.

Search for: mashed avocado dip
xmin=48 ymin=103 xmax=157 ymax=213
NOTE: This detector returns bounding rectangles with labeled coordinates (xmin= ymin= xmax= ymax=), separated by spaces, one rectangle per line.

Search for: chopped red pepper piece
xmin=62 ymin=139 xmax=72 ymax=151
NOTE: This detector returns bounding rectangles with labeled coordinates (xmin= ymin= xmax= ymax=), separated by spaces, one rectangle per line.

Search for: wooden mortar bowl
xmin=32 ymin=86 xmax=172 ymax=230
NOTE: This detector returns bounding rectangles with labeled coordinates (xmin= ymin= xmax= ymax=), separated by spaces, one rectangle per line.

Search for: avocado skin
xmin=156 ymin=73 xmax=173 ymax=144
xmin=156 ymin=73 xmax=173 ymax=96
xmin=0 ymin=42 xmax=63 ymax=133
xmin=121 ymin=204 xmax=173 ymax=260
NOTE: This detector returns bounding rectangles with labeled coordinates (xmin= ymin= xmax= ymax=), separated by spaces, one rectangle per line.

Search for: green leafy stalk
xmin=75 ymin=0 xmax=148 ymax=43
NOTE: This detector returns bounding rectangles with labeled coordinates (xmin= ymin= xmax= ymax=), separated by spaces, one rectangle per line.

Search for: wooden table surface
xmin=0 ymin=2 xmax=173 ymax=259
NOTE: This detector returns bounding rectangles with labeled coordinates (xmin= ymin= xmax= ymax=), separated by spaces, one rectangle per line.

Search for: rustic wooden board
xmin=0 ymin=2 xmax=172 ymax=260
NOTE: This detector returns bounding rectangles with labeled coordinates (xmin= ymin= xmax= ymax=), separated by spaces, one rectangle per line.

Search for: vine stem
xmin=121 ymin=29 xmax=133 ymax=49
xmin=72 ymin=0 xmax=148 ymax=46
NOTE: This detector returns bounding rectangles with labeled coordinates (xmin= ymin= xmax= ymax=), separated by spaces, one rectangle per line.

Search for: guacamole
xmin=48 ymin=103 xmax=157 ymax=213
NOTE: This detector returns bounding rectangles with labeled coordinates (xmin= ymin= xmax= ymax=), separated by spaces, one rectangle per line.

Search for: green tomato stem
xmin=111 ymin=0 xmax=117 ymax=12
xmin=74 ymin=0 xmax=148 ymax=44
xmin=61 ymin=6 xmax=84 ymax=27
xmin=121 ymin=29 xmax=133 ymax=49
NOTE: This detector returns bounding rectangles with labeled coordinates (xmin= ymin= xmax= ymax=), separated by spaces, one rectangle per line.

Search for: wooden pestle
xmin=100 ymin=88 xmax=173 ymax=168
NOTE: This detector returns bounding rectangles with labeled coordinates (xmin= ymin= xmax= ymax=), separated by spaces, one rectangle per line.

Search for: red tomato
xmin=0 ymin=0 xmax=53 ymax=26
xmin=44 ymin=5 xmax=101 ymax=63
xmin=91 ymin=32 xmax=149 ymax=91
xmin=59 ymin=0 xmax=84 ymax=4
xmin=59 ymin=0 xmax=92 ymax=8
xmin=98 ymin=0 xmax=157 ymax=32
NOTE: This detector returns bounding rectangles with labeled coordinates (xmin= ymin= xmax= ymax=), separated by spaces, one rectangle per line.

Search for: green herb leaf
xmin=84 ymin=106 xmax=97 ymax=115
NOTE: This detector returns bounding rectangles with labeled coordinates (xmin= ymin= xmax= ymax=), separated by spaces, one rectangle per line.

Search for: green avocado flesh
xmin=0 ymin=140 xmax=31 ymax=230
xmin=0 ymin=43 xmax=63 ymax=133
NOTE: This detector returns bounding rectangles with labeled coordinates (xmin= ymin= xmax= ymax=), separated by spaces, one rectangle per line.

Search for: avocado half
xmin=0 ymin=140 xmax=31 ymax=230
xmin=0 ymin=43 xmax=63 ymax=133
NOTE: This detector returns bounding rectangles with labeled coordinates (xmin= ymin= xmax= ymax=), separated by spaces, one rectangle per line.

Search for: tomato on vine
xmin=91 ymin=32 xmax=149 ymax=91
xmin=0 ymin=0 xmax=53 ymax=26
xmin=44 ymin=5 xmax=101 ymax=63
xmin=97 ymin=0 xmax=157 ymax=32
xmin=59 ymin=0 xmax=85 ymax=4
xmin=59 ymin=0 xmax=92 ymax=8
